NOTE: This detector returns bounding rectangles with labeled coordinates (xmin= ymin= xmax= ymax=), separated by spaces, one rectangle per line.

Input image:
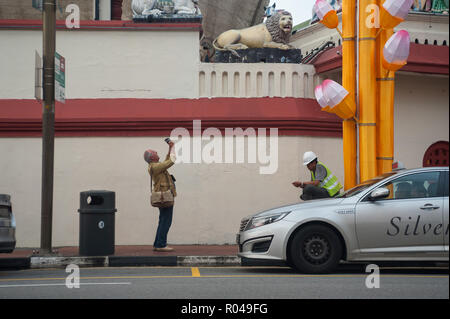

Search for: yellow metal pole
xmin=342 ymin=0 xmax=357 ymax=190
xmin=376 ymin=0 xmax=395 ymax=174
xmin=358 ymin=0 xmax=378 ymax=182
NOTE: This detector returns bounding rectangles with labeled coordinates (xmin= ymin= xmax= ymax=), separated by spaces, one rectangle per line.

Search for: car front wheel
xmin=289 ymin=224 xmax=342 ymax=274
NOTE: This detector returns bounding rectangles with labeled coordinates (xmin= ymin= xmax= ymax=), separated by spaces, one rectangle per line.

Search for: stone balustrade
xmin=199 ymin=63 xmax=318 ymax=99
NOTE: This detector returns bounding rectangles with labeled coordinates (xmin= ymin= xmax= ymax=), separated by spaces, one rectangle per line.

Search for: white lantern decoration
xmin=322 ymin=80 xmax=348 ymax=107
xmin=314 ymin=84 xmax=330 ymax=111
xmin=321 ymin=80 xmax=355 ymax=119
xmin=381 ymin=0 xmax=414 ymax=29
xmin=383 ymin=0 xmax=413 ymax=20
xmin=383 ymin=30 xmax=410 ymax=71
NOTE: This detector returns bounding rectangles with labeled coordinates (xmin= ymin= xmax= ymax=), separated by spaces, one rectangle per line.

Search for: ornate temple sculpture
xmin=431 ymin=0 xmax=449 ymax=13
xmin=131 ymin=0 xmax=201 ymax=17
xmin=264 ymin=3 xmax=277 ymax=19
xmin=173 ymin=0 xmax=201 ymax=15
xmin=412 ymin=0 xmax=449 ymax=13
xmin=132 ymin=0 xmax=157 ymax=16
xmin=413 ymin=0 xmax=433 ymax=11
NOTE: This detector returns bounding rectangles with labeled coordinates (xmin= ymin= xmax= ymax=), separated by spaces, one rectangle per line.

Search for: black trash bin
xmin=0 ymin=194 xmax=16 ymax=253
xmin=78 ymin=190 xmax=117 ymax=256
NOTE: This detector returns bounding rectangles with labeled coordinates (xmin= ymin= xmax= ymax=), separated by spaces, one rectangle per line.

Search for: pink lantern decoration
xmin=383 ymin=30 xmax=410 ymax=71
xmin=313 ymin=0 xmax=334 ymax=20
xmin=383 ymin=0 xmax=413 ymax=20
xmin=381 ymin=0 xmax=414 ymax=29
xmin=313 ymin=0 xmax=339 ymax=29
xmin=314 ymin=84 xmax=330 ymax=111
xmin=321 ymin=80 xmax=355 ymax=120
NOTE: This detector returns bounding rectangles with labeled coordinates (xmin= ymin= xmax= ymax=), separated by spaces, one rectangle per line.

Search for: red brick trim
xmin=312 ymin=43 xmax=449 ymax=75
xmin=0 ymin=98 xmax=342 ymax=137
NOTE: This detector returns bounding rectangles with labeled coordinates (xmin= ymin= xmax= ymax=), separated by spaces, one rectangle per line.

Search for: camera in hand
xmin=165 ymin=138 xmax=171 ymax=144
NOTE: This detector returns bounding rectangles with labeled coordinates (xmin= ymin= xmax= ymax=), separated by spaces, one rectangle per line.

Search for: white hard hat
xmin=303 ymin=151 xmax=318 ymax=166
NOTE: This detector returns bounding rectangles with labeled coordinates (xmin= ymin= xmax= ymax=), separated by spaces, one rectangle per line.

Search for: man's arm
xmin=300 ymin=180 xmax=321 ymax=187
xmin=151 ymin=142 xmax=176 ymax=175
xmin=292 ymin=164 xmax=326 ymax=188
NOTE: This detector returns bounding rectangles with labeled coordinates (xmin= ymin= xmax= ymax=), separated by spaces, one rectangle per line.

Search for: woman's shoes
xmin=153 ymin=246 xmax=174 ymax=252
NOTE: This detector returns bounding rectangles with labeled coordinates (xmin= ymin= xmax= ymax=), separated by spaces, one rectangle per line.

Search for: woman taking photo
xmin=144 ymin=140 xmax=177 ymax=252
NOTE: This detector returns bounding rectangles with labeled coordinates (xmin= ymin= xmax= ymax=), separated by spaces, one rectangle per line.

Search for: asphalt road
xmin=0 ymin=265 xmax=448 ymax=299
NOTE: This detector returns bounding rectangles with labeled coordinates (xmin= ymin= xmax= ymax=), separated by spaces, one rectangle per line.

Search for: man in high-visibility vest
xmin=292 ymin=151 xmax=342 ymax=201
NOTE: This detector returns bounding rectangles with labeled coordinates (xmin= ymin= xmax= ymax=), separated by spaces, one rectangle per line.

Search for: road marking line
xmin=0 ymin=273 xmax=447 ymax=284
xmin=191 ymin=267 xmax=201 ymax=277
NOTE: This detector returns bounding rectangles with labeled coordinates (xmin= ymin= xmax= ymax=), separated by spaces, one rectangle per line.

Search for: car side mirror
xmin=369 ymin=187 xmax=390 ymax=201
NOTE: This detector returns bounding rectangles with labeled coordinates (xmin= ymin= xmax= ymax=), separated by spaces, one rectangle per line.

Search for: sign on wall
xmin=55 ymin=52 xmax=66 ymax=103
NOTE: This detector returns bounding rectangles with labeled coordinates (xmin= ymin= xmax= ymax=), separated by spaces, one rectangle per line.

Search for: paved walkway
xmin=0 ymin=245 xmax=273 ymax=269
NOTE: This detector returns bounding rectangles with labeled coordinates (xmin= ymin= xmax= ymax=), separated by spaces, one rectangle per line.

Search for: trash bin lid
xmin=78 ymin=208 xmax=117 ymax=214
xmin=79 ymin=190 xmax=116 ymax=212
xmin=0 ymin=194 xmax=11 ymax=206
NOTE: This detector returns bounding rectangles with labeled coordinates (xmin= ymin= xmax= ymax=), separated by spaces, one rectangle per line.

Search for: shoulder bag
xmin=150 ymin=167 xmax=174 ymax=208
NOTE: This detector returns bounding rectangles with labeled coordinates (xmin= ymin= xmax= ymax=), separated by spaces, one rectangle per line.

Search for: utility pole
xmin=40 ymin=0 xmax=56 ymax=255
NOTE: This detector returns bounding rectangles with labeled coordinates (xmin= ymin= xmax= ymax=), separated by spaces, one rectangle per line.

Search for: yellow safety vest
xmin=311 ymin=162 xmax=342 ymax=197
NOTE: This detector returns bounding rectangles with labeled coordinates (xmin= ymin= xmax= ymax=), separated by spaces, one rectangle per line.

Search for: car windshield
xmin=337 ymin=172 xmax=399 ymax=198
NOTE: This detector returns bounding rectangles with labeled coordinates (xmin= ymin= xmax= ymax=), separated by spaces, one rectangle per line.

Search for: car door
xmin=443 ymin=171 xmax=449 ymax=252
xmin=355 ymin=171 xmax=444 ymax=258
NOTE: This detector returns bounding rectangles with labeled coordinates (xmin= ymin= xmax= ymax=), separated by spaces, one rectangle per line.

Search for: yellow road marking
xmin=191 ymin=267 xmax=201 ymax=277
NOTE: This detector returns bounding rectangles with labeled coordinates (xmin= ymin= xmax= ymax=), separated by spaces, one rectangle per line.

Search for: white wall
xmin=0 ymin=29 xmax=200 ymax=99
xmin=0 ymin=136 xmax=343 ymax=247
xmin=394 ymin=73 xmax=449 ymax=168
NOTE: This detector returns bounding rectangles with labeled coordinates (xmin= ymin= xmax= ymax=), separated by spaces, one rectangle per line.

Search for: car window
xmin=338 ymin=172 xmax=398 ymax=198
xmin=379 ymin=172 xmax=441 ymax=200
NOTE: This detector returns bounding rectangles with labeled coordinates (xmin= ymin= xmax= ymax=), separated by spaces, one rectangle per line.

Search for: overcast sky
xmin=268 ymin=0 xmax=316 ymax=25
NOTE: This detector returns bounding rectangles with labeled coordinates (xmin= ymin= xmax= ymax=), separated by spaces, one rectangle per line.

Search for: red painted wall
xmin=0 ymin=98 xmax=342 ymax=137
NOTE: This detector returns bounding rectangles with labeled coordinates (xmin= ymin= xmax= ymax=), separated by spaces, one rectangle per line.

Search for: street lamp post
xmin=40 ymin=0 xmax=56 ymax=255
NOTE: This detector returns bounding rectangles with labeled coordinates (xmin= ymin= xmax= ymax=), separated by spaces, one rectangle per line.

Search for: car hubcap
xmin=302 ymin=235 xmax=330 ymax=265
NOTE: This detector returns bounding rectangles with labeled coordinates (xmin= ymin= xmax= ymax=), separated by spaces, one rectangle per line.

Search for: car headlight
xmin=245 ymin=212 xmax=290 ymax=231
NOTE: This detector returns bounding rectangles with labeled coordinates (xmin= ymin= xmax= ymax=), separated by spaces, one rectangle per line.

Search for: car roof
xmin=397 ymin=167 xmax=448 ymax=173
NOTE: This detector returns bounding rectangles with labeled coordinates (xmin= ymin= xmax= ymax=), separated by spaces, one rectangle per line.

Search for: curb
xmin=1 ymin=256 xmax=448 ymax=270
xmin=109 ymin=256 xmax=177 ymax=267
xmin=30 ymin=256 xmax=108 ymax=269
xmin=0 ymin=258 xmax=31 ymax=270
xmin=178 ymin=256 xmax=242 ymax=266
xmin=1 ymin=255 xmax=266 ymax=269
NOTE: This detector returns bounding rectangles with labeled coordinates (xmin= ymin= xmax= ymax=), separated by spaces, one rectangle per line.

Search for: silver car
xmin=0 ymin=194 xmax=16 ymax=253
xmin=237 ymin=166 xmax=449 ymax=273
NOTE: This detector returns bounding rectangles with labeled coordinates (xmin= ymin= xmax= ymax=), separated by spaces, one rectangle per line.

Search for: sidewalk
xmin=1 ymin=245 xmax=239 ymax=258
xmin=0 ymin=245 xmax=286 ymax=269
